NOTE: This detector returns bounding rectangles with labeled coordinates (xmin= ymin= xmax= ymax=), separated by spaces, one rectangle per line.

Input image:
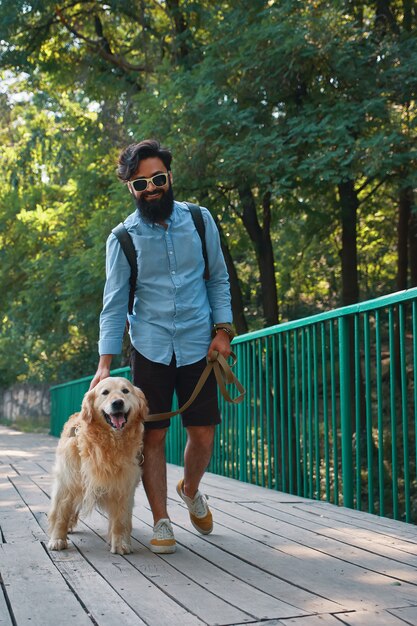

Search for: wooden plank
xmin=30 ymin=467 xmax=294 ymax=624
xmin=186 ymin=499 xmax=417 ymax=611
xmin=2 ymin=458 xmax=47 ymax=477
xmin=64 ymin=507 xmax=251 ymax=626
xmin=1 ymin=479 xmax=151 ymax=626
xmin=221 ymin=500 xmax=417 ymax=577
xmin=83 ymin=509 xmax=256 ymax=626
xmin=278 ymin=502 xmax=417 ymax=557
xmin=0 ymin=541 xmax=92 ymax=626
xmin=160 ymin=497 xmax=340 ymax=614
xmin=244 ymin=501 xmax=417 ymax=558
xmin=125 ymin=550 xmax=254 ymax=625
xmin=278 ymin=615 xmax=348 ymax=625
xmin=3 ymin=428 xmax=417 ymax=626
xmin=336 ymin=609 xmax=411 ymax=625
xmin=0 ymin=583 xmax=13 ymax=626
xmin=0 ymin=473 xmax=47 ymax=544
xmin=10 ymin=475 xmax=205 ymax=626
xmin=11 ymin=474 xmax=241 ymax=626
xmin=291 ymin=501 xmax=417 ymax=543
xmin=128 ymin=512 xmax=309 ymax=621
xmin=0 ymin=507 xmax=46 ymax=543
xmin=166 ymin=464 xmax=417 ymax=544
xmin=0 ymin=429 xmax=57 ymax=477
xmin=7 ymin=476 xmax=51 ymax=522
xmin=80 ymin=492 xmax=312 ymax=619
xmin=0 ymin=432 xmax=40 ymax=454
xmin=52 ymin=533 xmax=205 ymax=626
xmin=36 ymin=506 xmax=205 ymax=626
xmin=0 ymin=465 xmax=18 ymax=480
xmin=236 ymin=615 xmax=348 ymax=626
xmin=32 ymin=472 xmax=54 ymax=494
xmin=46 ymin=547 xmax=149 ymax=626
xmin=388 ymin=606 xmax=417 ymax=624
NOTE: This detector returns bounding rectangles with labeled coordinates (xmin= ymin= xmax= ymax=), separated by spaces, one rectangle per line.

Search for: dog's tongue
xmin=110 ymin=412 xmax=126 ymax=430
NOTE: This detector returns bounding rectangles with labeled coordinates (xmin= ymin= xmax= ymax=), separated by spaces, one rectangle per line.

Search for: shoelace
xmin=190 ymin=492 xmax=209 ymax=517
xmin=154 ymin=520 xmax=173 ymax=539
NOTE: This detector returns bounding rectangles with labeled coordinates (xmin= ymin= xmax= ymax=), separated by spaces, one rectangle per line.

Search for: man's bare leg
xmin=183 ymin=425 xmax=215 ymax=497
xmin=142 ymin=428 xmax=169 ymax=524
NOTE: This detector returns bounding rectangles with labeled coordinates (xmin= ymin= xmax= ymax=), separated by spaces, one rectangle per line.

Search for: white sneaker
xmin=176 ymin=479 xmax=213 ymax=535
xmin=149 ymin=518 xmax=176 ymax=554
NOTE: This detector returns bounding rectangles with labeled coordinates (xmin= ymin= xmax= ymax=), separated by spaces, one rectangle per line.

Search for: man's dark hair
xmin=117 ymin=139 xmax=172 ymax=181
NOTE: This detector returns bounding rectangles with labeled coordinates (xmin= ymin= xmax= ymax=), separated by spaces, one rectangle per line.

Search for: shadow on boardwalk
xmin=1 ymin=425 xmax=417 ymax=626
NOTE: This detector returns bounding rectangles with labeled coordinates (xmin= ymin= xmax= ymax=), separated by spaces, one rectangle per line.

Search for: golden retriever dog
xmin=48 ymin=377 xmax=147 ymax=555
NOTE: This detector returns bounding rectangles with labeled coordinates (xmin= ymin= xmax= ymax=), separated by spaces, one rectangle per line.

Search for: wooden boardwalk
xmin=1 ymin=425 xmax=417 ymax=626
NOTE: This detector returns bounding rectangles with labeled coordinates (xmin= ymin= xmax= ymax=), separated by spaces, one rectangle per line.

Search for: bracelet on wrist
xmin=212 ymin=323 xmax=236 ymax=340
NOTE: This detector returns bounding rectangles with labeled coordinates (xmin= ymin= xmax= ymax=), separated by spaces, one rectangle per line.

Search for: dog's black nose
xmin=111 ymin=399 xmax=124 ymax=412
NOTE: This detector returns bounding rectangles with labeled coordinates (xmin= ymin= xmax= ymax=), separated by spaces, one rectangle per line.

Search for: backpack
xmin=111 ymin=202 xmax=209 ymax=315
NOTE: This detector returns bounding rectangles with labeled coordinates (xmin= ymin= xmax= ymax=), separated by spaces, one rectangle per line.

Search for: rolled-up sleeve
xmin=202 ymin=208 xmax=233 ymax=324
xmin=98 ymin=233 xmax=131 ymax=355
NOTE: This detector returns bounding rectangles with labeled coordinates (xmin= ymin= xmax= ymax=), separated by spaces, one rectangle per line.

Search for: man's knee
xmin=144 ymin=427 xmax=168 ymax=448
xmin=186 ymin=425 xmax=215 ymax=448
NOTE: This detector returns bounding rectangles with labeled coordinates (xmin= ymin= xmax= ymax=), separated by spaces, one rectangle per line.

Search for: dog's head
xmin=81 ymin=377 xmax=147 ymax=431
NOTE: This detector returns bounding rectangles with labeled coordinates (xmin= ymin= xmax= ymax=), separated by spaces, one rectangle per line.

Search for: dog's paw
xmin=48 ymin=537 xmax=68 ymax=551
xmin=110 ymin=540 xmax=132 ymax=555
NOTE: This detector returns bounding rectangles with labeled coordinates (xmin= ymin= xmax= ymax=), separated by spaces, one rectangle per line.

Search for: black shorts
xmin=131 ymin=349 xmax=221 ymax=430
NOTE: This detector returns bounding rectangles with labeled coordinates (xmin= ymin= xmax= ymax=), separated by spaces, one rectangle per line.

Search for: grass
xmin=0 ymin=415 xmax=50 ymax=434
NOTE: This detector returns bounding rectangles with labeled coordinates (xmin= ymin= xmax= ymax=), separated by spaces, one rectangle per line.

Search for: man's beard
xmin=136 ymin=183 xmax=174 ymax=223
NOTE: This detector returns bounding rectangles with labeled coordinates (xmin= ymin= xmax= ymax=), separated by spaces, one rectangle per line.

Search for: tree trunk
xmin=235 ymin=186 xmax=292 ymax=488
xmin=396 ymin=186 xmax=412 ymax=290
xmin=337 ymin=179 xmax=368 ymax=447
xmin=338 ymin=179 xmax=360 ymax=306
xmin=375 ymin=0 xmax=401 ymax=34
xmin=409 ymin=195 xmax=417 ymax=287
xmin=403 ymin=0 xmax=413 ymax=31
xmin=393 ymin=186 xmax=414 ymax=397
xmin=165 ymin=0 xmax=189 ymax=60
xmin=215 ymin=218 xmax=248 ymax=334
xmin=238 ymin=185 xmax=279 ymax=327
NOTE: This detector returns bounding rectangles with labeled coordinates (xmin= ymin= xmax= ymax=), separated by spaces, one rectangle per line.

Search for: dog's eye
xmin=102 ymin=389 xmax=110 ymax=395
xmin=122 ymin=388 xmax=130 ymax=394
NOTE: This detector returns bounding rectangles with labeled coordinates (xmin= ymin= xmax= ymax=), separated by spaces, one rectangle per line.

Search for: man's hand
xmin=89 ymin=355 xmax=113 ymax=390
xmin=208 ymin=330 xmax=232 ymax=361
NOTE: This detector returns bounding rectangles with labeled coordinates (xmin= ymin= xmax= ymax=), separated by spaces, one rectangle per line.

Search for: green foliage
xmin=1 ymin=0 xmax=416 ymax=384
xmin=0 ymin=415 xmax=50 ymax=434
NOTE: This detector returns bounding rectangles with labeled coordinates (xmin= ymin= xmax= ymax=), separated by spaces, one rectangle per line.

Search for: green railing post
xmin=236 ymin=343 xmax=247 ymax=483
xmin=338 ymin=316 xmax=353 ymax=509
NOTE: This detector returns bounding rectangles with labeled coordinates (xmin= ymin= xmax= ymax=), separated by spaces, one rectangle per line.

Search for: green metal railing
xmin=50 ymin=287 xmax=417 ymax=523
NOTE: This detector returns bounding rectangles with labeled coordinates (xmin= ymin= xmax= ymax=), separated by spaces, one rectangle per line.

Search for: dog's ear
xmin=133 ymin=386 xmax=148 ymax=421
xmin=80 ymin=388 xmax=95 ymax=423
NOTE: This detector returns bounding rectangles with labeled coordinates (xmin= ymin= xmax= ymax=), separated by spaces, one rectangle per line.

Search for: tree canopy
xmin=0 ymin=0 xmax=416 ymax=385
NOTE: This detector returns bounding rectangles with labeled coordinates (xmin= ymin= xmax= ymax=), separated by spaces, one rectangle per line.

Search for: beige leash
xmin=145 ymin=350 xmax=246 ymax=423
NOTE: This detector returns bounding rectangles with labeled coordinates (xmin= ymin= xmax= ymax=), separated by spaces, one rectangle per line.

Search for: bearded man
xmin=90 ymin=139 xmax=233 ymax=553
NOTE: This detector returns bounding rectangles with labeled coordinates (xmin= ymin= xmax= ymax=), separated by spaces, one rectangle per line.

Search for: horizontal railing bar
xmin=233 ymin=288 xmax=417 ymax=343
xmin=50 ymin=366 xmax=130 ymax=391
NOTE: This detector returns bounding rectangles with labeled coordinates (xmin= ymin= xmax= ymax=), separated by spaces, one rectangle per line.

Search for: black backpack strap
xmin=185 ymin=202 xmax=210 ymax=280
xmin=111 ymin=223 xmax=137 ymax=315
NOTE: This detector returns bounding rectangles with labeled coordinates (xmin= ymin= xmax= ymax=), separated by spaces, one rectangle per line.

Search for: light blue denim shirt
xmin=98 ymin=201 xmax=232 ymax=366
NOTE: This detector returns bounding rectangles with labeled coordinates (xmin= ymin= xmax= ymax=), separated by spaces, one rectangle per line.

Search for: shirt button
xmin=172 ymin=270 xmax=176 ymax=274
xmin=169 ymin=251 xmax=173 ymax=255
